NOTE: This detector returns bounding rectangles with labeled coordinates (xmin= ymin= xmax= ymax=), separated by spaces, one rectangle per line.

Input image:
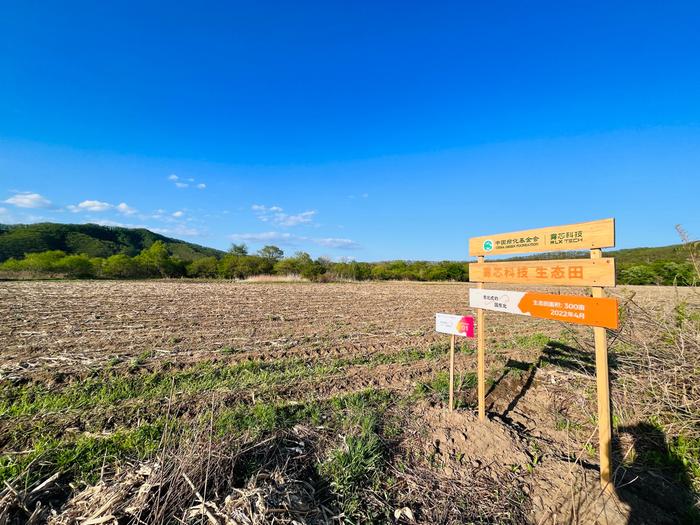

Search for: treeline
xmin=1 ymin=242 xmax=696 ymax=285
xmin=0 ymin=242 xmax=470 ymax=282
xmin=618 ymin=261 xmax=697 ymax=286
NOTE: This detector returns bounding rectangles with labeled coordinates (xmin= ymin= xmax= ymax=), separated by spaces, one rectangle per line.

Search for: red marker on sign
xmin=457 ymin=316 xmax=475 ymax=338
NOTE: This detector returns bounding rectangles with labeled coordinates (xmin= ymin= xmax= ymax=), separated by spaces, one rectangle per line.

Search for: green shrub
xmin=20 ymin=250 xmax=67 ymax=273
xmin=186 ymin=256 xmax=219 ymax=278
xmin=55 ymin=254 xmax=97 ymax=278
xmin=102 ymin=254 xmax=142 ymax=278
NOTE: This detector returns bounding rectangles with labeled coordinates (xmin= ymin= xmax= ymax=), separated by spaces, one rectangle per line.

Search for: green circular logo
xmin=483 ymin=240 xmax=493 ymax=251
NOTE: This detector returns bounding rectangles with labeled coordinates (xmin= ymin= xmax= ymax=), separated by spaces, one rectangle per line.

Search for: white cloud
xmin=314 ymin=237 xmax=361 ymax=249
xmin=278 ymin=211 xmax=316 ymax=227
xmin=68 ymin=200 xmax=137 ymax=215
xmin=151 ymin=225 xmax=205 ymax=237
xmin=90 ymin=219 xmax=130 ymax=227
xmin=229 ymin=231 xmax=360 ymax=250
xmin=230 ymin=232 xmax=299 ymax=245
xmin=172 ymin=210 xmax=184 ymax=218
xmin=91 ymin=219 xmax=205 ymax=238
xmin=116 ymin=202 xmax=137 ymax=215
xmin=251 ymin=205 xmax=316 ymax=227
xmin=69 ymin=199 xmax=112 ymax=212
xmin=4 ymin=192 xmax=52 ymax=209
xmin=168 ymin=174 xmax=206 ymax=190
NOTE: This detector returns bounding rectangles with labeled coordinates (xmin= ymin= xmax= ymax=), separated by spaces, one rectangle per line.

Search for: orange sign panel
xmin=469 ymin=218 xmax=615 ymax=256
xmin=469 ymin=288 xmax=619 ymax=329
xmin=468 ymin=258 xmax=616 ymax=287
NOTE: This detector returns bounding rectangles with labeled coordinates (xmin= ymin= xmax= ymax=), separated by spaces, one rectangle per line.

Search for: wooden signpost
xmin=467 ymin=218 xmax=617 ymax=492
xmin=435 ymin=313 xmax=475 ymax=411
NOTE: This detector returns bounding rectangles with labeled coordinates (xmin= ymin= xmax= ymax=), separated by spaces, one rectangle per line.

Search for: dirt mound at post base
xmin=417 ymin=404 xmax=633 ymax=524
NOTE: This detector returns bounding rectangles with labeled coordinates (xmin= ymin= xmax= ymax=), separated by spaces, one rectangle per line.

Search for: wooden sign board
xmin=469 ymin=288 xmax=619 ymax=329
xmin=468 ymin=258 xmax=615 ymax=287
xmin=435 ymin=313 xmax=475 ymax=337
xmin=469 ymin=218 xmax=614 ymax=257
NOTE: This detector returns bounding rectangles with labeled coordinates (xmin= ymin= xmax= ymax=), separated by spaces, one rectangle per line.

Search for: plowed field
xmin=1 ymin=281 xmax=698 ymax=524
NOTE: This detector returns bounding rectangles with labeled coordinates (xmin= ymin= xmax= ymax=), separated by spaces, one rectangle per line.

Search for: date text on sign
xmin=435 ymin=313 xmax=475 ymax=337
xmin=469 ymin=289 xmax=618 ymax=329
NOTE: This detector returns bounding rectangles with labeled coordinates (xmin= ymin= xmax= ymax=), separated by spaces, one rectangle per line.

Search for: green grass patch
xmin=514 ymin=333 xmax=551 ymax=349
xmin=0 ymin=421 xmax=165 ymax=487
xmin=414 ymin=371 xmax=477 ymax=408
xmin=320 ymin=389 xmax=395 ymax=520
xmin=641 ymin=430 xmax=700 ymax=486
xmin=1 ymin=344 xmax=449 ymax=420
xmin=0 ymin=388 xmax=398 ymax=493
xmin=214 ymin=400 xmax=325 ymax=439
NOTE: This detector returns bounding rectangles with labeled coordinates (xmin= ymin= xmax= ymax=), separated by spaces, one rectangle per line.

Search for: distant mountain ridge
xmin=0 ymin=223 xmax=224 ymax=262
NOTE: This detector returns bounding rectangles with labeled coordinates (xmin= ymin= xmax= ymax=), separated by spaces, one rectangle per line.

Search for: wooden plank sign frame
xmin=467 ymin=218 xmax=616 ymax=492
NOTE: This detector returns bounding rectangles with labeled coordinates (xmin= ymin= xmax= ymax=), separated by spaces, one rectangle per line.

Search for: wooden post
xmin=591 ymin=248 xmax=613 ymax=492
xmin=449 ymin=334 xmax=456 ymax=412
xmin=477 ymin=255 xmax=486 ymax=421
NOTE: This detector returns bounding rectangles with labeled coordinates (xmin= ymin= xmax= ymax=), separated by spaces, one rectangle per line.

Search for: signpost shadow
xmin=614 ymin=423 xmax=699 ymax=524
xmin=486 ymin=358 xmax=532 ymax=398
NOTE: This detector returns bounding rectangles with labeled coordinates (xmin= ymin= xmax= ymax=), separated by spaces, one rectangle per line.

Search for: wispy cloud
xmin=92 ymin=219 xmax=205 ymax=238
xmin=251 ymin=204 xmax=317 ymax=227
xmin=151 ymin=225 xmax=204 ymax=237
xmin=314 ymin=237 xmax=361 ymax=249
xmin=169 ymin=174 xmax=206 ymax=190
xmin=68 ymin=200 xmax=111 ymax=212
xmin=67 ymin=200 xmax=137 ymax=215
xmin=116 ymin=203 xmax=137 ymax=215
xmin=230 ymin=231 xmax=360 ymax=250
xmin=172 ymin=210 xmax=184 ymax=218
xmin=3 ymin=192 xmax=52 ymax=209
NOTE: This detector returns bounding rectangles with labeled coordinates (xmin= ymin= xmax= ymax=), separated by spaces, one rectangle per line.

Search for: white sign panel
xmin=469 ymin=288 xmax=527 ymax=316
xmin=435 ymin=313 xmax=475 ymax=337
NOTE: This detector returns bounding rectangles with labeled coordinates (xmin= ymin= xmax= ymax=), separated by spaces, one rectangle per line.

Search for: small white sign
xmin=469 ymin=288 xmax=527 ymax=316
xmin=435 ymin=313 xmax=475 ymax=337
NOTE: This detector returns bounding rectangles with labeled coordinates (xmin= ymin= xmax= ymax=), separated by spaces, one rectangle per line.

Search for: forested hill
xmin=0 ymin=223 xmax=223 ymax=262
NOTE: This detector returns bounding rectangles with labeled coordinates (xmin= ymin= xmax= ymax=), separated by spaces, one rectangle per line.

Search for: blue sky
xmin=1 ymin=1 xmax=699 ymax=261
